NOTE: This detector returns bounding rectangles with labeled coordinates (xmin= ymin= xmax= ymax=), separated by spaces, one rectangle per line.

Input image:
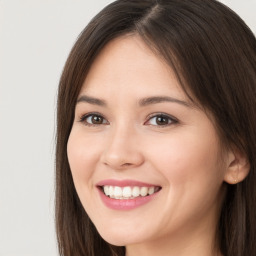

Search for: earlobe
xmin=223 ymin=148 xmax=250 ymax=185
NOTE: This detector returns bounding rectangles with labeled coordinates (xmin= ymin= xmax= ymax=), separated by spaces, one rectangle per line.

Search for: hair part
xmin=56 ymin=1 xmax=256 ymax=255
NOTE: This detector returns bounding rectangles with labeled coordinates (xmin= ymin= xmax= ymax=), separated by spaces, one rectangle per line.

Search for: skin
xmin=67 ymin=35 xmax=244 ymax=256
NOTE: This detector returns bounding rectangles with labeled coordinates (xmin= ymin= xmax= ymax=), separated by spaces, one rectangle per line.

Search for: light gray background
xmin=0 ymin=1 xmax=255 ymax=256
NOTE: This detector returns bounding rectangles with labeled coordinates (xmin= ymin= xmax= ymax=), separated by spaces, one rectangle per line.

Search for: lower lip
xmin=98 ymin=188 xmax=159 ymax=210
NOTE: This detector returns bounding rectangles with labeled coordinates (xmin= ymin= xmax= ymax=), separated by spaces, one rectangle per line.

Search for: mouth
xmin=100 ymin=185 xmax=161 ymax=200
xmin=96 ymin=179 xmax=162 ymax=210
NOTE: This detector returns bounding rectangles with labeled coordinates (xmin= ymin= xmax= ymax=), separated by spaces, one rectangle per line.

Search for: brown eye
xmin=80 ymin=113 xmax=108 ymax=126
xmin=156 ymin=116 xmax=169 ymax=125
xmin=146 ymin=114 xmax=177 ymax=127
xmin=91 ymin=115 xmax=104 ymax=124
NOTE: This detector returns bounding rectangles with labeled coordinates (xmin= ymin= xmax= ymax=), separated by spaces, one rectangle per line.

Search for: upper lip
xmin=96 ymin=179 xmax=161 ymax=188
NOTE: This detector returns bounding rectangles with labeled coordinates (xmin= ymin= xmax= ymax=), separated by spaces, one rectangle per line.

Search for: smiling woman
xmin=55 ymin=1 xmax=256 ymax=256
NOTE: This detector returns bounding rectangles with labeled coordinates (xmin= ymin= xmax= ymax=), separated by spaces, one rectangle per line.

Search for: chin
xmin=96 ymin=226 xmax=145 ymax=246
xmin=98 ymin=232 xmax=129 ymax=246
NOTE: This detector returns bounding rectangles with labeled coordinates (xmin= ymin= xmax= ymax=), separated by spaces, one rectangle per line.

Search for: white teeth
xmin=114 ymin=186 xmax=122 ymax=198
xmin=123 ymin=186 xmax=132 ymax=198
xmin=109 ymin=186 xmax=114 ymax=197
xmin=132 ymin=186 xmax=140 ymax=197
xmin=103 ymin=186 xmax=109 ymax=196
xmin=148 ymin=187 xmax=154 ymax=195
xmin=140 ymin=187 xmax=148 ymax=196
xmin=102 ymin=185 xmax=158 ymax=199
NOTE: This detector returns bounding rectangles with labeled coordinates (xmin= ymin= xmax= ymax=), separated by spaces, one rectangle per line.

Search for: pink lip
xmin=96 ymin=179 xmax=161 ymax=210
xmin=96 ymin=179 xmax=159 ymax=187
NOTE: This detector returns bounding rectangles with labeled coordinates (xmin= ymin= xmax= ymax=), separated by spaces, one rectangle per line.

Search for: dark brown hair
xmin=55 ymin=0 xmax=256 ymax=255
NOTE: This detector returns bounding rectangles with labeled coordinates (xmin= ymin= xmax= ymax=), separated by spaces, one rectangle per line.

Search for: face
xmin=67 ymin=35 xmax=230 ymax=249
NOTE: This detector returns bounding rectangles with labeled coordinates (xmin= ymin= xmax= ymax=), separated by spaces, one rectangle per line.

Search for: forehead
xmin=80 ymin=35 xmax=186 ymax=101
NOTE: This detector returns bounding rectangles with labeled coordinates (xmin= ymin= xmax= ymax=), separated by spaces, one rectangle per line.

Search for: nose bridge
xmin=101 ymin=121 xmax=144 ymax=169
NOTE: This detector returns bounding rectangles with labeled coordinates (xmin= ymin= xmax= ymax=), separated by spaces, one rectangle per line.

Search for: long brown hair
xmin=55 ymin=0 xmax=256 ymax=255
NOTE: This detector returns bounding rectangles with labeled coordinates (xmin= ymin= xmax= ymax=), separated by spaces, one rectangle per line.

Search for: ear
xmin=224 ymin=147 xmax=250 ymax=185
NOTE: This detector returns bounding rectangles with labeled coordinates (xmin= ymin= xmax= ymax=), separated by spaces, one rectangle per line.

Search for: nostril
xmin=121 ymin=163 xmax=133 ymax=166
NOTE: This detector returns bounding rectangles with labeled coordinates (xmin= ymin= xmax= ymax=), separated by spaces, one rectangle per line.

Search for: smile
xmin=97 ymin=180 xmax=162 ymax=210
xmin=102 ymin=185 xmax=160 ymax=199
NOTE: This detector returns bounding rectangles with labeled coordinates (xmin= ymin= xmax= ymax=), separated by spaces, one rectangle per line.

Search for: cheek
xmin=144 ymin=130 xmax=224 ymax=188
xmin=66 ymin=129 xmax=107 ymax=216
xmin=67 ymin=129 xmax=101 ymax=187
xmin=146 ymin=132 xmax=225 ymax=225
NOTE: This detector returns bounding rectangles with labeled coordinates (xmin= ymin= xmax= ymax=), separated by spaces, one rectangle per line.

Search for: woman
xmin=55 ymin=0 xmax=256 ymax=255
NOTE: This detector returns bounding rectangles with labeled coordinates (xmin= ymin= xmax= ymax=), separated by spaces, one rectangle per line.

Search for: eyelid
xmin=78 ymin=112 xmax=109 ymax=126
xmin=77 ymin=111 xmax=178 ymax=127
xmin=144 ymin=112 xmax=178 ymax=127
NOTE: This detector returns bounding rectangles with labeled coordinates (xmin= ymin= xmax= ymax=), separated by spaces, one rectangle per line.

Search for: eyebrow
xmin=77 ymin=95 xmax=107 ymax=106
xmin=77 ymin=95 xmax=191 ymax=108
xmin=138 ymin=96 xmax=191 ymax=107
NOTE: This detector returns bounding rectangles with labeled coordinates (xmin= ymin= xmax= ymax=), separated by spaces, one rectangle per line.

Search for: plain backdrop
xmin=0 ymin=1 xmax=255 ymax=255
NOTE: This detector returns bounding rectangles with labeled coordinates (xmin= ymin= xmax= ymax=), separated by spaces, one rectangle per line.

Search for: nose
xmin=100 ymin=126 xmax=144 ymax=170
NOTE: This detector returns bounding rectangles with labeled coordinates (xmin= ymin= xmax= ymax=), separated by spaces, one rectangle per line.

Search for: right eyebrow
xmin=77 ymin=95 xmax=107 ymax=106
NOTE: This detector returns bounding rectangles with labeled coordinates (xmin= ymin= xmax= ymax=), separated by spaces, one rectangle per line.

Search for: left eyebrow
xmin=76 ymin=95 xmax=107 ymax=106
xmin=138 ymin=96 xmax=192 ymax=108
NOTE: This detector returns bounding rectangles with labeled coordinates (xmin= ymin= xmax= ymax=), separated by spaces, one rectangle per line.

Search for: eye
xmin=145 ymin=113 xmax=177 ymax=127
xmin=79 ymin=113 xmax=108 ymax=126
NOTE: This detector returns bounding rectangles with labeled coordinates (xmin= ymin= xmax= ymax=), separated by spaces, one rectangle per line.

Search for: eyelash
xmin=79 ymin=112 xmax=109 ymax=127
xmin=79 ymin=112 xmax=178 ymax=127
xmin=145 ymin=113 xmax=178 ymax=127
